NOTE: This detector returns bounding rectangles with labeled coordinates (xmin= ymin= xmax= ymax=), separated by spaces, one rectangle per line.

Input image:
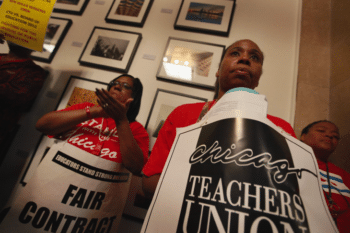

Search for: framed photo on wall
xmin=53 ymin=0 xmax=90 ymax=15
xmin=20 ymin=76 xmax=108 ymax=185
xmin=31 ymin=17 xmax=72 ymax=63
xmin=157 ymin=37 xmax=225 ymax=89
xmin=121 ymin=175 xmax=150 ymax=221
xmin=105 ymin=0 xmax=154 ymax=27
xmin=79 ymin=27 xmax=142 ymax=73
xmin=174 ymin=0 xmax=236 ymax=36
xmin=145 ymin=89 xmax=208 ymax=151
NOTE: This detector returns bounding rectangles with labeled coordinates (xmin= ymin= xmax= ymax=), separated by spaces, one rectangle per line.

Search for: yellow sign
xmin=0 ymin=0 xmax=56 ymax=52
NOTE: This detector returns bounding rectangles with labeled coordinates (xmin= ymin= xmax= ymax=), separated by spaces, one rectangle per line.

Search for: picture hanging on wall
xmin=79 ymin=27 xmax=142 ymax=73
xmin=53 ymin=0 xmax=90 ymax=15
xmin=145 ymin=89 xmax=208 ymax=151
xmin=20 ymin=76 xmax=108 ymax=186
xmin=157 ymin=37 xmax=225 ymax=89
xmin=122 ymin=175 xmax=150 ymax=221
xmin=31 ymin=17 xmax=72 ymax=63
xmin=105 ymin=0 xmax=154 ymax=27
xmin=174 ymin=0 xmax=236 ymax=37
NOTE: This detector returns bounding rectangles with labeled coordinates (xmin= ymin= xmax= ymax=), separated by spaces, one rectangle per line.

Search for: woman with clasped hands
xmin=36 ymin=74 xmax=149 ymax=174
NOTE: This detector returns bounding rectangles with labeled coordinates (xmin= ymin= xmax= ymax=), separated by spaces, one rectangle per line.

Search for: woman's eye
xmin=251 ymin=55 xmax=259 ymax=61
xmin=231 ymin=51 xmax=239 ymax=56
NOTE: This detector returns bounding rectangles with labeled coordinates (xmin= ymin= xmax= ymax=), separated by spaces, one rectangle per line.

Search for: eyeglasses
xmin=110 ymin=81 xmax=132 ymax=90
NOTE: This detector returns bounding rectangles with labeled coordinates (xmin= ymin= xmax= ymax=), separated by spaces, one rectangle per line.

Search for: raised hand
xmin=95 ymin=88 xmax=133 ymax=124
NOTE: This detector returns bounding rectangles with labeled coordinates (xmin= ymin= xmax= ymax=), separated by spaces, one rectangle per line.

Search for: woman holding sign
xmin=301 ymin=120 xmax=350 ymax=233
xmin=36 ymin=74 xmax=149 ymax=174
xmin=0 ymin=74 xmax=148 ymax=232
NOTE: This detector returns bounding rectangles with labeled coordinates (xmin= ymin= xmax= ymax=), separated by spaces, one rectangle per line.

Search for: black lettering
xmin=85 ymin=218 xmax=98 ymax=233
xmin=18 ymin=201 xmax=36 ymax=224
xmin=62 ymin=184 xmax=78 ymax=204
xmin=96 ymin=217 xmax=108 ymax=233
xmin=70 ymin=189 xmax=87 ymax=208
xmin=106 ymin=216 xmax=116 ymax=233
xmin=62 ymin=215 xmax=77 ymax=233
xmin=90 ymin=192 xmax=105 ymax=210
xmin=83 ymin=191 xmax=95 ymax=209
xmin=44 ymin=211 xmax=65 ymax=232
xmin=32 ymin=207 xmax=50 ymax=228
xmin=71 ymin=217 xmax=87 ymax=233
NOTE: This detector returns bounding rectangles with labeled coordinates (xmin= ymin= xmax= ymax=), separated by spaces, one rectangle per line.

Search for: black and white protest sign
xmin=141 ymin=90 xmax=338 ymax=233
xmin=0 ymin=143 xmax=131 ymax=232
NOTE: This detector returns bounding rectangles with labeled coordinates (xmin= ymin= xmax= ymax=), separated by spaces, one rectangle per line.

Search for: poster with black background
xmin=141 ymin=90 xmax=338 ymax=233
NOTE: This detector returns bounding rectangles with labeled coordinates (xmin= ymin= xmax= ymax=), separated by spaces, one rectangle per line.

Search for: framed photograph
xmin=145 ymin=89 xmax=208 ymax=151
xmin=31 ymin=17 xmax=72 ymax=63
xmin=20 ymin=76 xmax=108 ymax=185
xmin=157 ymin=37 xmax=225 ymax=89
xmin=79 ymin=27 xmax=142 ymax=73
xmin=174 ymin=0 xmax=236 ymax=36
xmin=53 ymin=0 xmax=90 ymax=15
xmin=105 ymin=0 xmax=154 ymax=27
xmin=121 ymin=175 xmax=150 ymax=222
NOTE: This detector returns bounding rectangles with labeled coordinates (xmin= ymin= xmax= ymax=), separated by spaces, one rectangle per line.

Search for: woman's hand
xmin=95 ymin=88 xmax=133 ymax=124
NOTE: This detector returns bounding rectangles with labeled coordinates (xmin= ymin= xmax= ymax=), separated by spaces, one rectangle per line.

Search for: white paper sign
xmin=141 ymin=91 xmax=338 ymax=233
xmin=0 ymin=143 xmax=131 ymax=233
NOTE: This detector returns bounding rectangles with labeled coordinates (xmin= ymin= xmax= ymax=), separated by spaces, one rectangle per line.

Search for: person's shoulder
xmin=171 ymin=102 xmax=207 ymax=116
xmin=267 ymin=114 xmax=296 ymax=138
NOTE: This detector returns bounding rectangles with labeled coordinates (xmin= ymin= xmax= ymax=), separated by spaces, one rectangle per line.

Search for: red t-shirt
xmin=318 ymin=160 xmax=350 ymax=233
xmin=143 ymin=101 xmax=296 ymax=177
xmin=50 ymin=103 xmax=149 ymax=165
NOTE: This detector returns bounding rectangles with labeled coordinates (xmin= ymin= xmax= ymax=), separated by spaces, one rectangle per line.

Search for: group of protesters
xmin=1 ymin=35 xmax=349 ymax=232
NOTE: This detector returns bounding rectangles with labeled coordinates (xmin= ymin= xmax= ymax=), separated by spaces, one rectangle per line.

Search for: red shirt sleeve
xmin=130 ymin=121 xmax=150 ymax=166
xmin=267 ymin=114 xmax=297 ymax=138
xmin=142 ymin=107 xmax=179 ymax=177
xmin=142 ymin=103 xmax=206 ymax=177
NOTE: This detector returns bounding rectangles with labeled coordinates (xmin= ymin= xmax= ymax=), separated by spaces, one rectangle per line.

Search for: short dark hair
xmin=107 ymin=74 xmax=143 ymax=122
xmin=301 ymin=120 xmax=335 ymax=136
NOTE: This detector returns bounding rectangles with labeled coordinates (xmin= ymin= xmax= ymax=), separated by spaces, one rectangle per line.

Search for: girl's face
xmin=301 ymin=122 xmax=340 ymax=161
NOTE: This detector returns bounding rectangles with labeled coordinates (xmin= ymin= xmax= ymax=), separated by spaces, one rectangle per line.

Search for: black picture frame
xmin=121 ymin=175 xmax=151 ymax=222
xmin=31 ymin=17 xmax=72 ymax=63
xmin=145 ymin=89 xmax=208 ymax=151
xmin=20 ymin=76 xmax=108 ymax=186
xmin=157 ymin=37 xmax=225 ymax=89
xmin=105 ymin=0 xmax=154 ymax=27
xmin=79 ymin=27 xmax=142 ymax=73
xmin=174 ymin=0 xmax=236 ymax=37
xmin=53 ymin=0 xmax=90 ymax=16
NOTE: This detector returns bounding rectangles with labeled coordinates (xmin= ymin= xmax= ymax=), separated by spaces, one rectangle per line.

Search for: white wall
xmin=0 ymin=0 xmax=302 ymax=231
